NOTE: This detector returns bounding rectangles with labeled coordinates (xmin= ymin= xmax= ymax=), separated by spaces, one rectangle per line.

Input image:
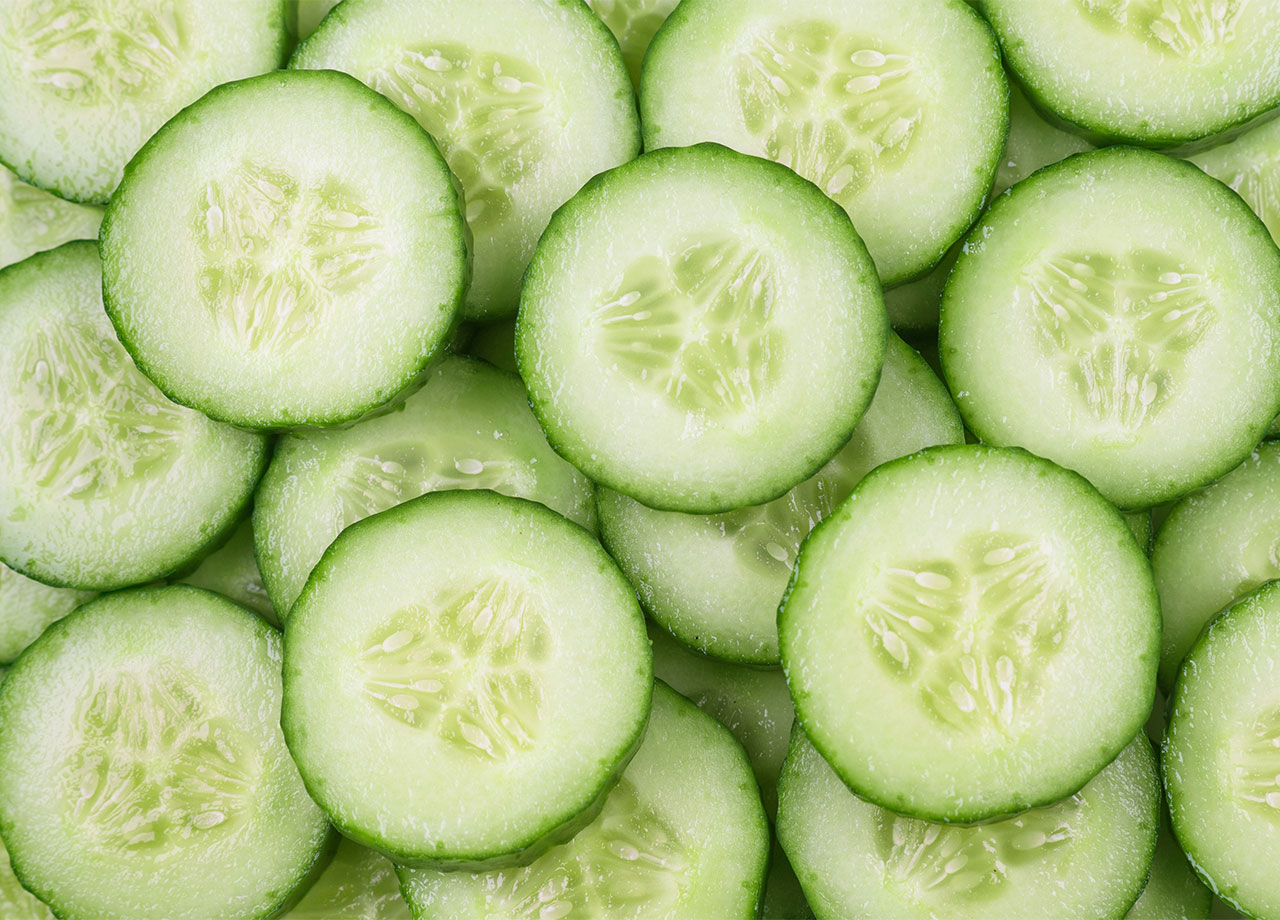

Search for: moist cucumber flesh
xmin=282 ymin=837 xmax=409 ymax=920
xmin=941 ymin=146 xmax=1280 ymax=509
xmin=598 ymin=334 xmax=961 ymax=665
xmin=518 ymin=143 xmax=888 ymax=514
xmin=0 ymin=586 xmax=334 ymax=920
xmin=586 ymin=0 xmax=679 ymax=87
xmin=1127 ymin=510 xmax=1155 ymax=555
xmin=1126 ymin=811 xmax=1213 ymax=920
xmin=0 ymin=242 xmax=268 ymax=591
xmin=179 ymin=518 xmax=277 ymax=627
xmin=101 ymin=69 xmax=468 ymax=429
xmin=290 ymin=0 xmax=343 ymax=42
xmin=0 ymin=563 xmax=93 ymax=665
xmin=0 ymin=834 xmax=52 ymax=920
xmin=282 ymin=490 xmax=651 ymax=867
xmin=1191 ymin=116 xmax=1280 ymax=246
xmin=778 ymin=728 xmax=1160 ymax=920
xmin=397 ymin=681 xmax=770 ymax=920
xmin=641 ymin=0 xmax=1007 ymax=287
xmin=0 ymin=0 xmax=286 ymax=204
xmin=1163 ymin=580 xmax=1280 ymax=920
xmin=290 ymin=0 xmax=640 ymax=321
xmin=255 ymin=354 xmax=596 ymax=617
xmin=0 ymin=165 xmax=101 ymax=270
xmin=780 ymin=444 xmax=1160 ymax=822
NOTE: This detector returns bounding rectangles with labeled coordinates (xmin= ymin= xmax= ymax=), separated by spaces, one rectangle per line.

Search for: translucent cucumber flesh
xmin=178 ymin=519 xmax=275 ymax=625
xmin=281 ymin=837 xmax=408 ymax=920
xmin=587 ymin=0 xmax=679 ymax=86
xmin=0 ymin=166 xmax=101 ymax=270
xmin=0 ymin=563 xmax=93 ymax=664
xmin=0 ymin=836 xmax=52 ymax=920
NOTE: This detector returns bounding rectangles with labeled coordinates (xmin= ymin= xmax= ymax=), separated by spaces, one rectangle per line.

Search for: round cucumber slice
xmin=397 ymin=681 xmax=770 ymax=920
xmin=255 ymin=354 xmax=597 ymax=617
xmin=290 ymin=0 xmax=640 ymax=321
xmin=0 ymin=586 xmax=334 ymax=920
xmin=1126 ymin=813 xmax=1213 ymax=920
xmin=0 ymin=563 xmax=93 ymax=665
xmin=1164 ymin=580 xmax=1280 ymax=920
xmin=780 ymin=444 xmax=1160 ymax=823
xmin=0 ymin=834 xmax=52 ymax=920
xmin=941 ymin=146 xmax=1280 ymax=509
xmin=1191 ymin=115 xmax=1280 ymax=245
xmin=598 ymin=335 xmax=962 ymax=665
xmin=586 ymin=0 xmax=679 ymax=87
xmin=282 ymin=837 xmax=409 ymax=920
xmin=0 ymin=242 xmax=268 ymax=591
xmin=101 ymin=69 xmax=468 ymax=429
xmin=518 ymin=143 xmax=887 ymax=514
xmin=282 ymin=490 xmax=651 ymax=867
xmin=0 ymin=165 xmax=101 ymax=270
xmin=179 ymin=518 xmax=276 ymax=627
xmin=639 ymin=0 xmax=1008 ymax=286
xmin=778 ymin=728 xmax=1160 ymax=920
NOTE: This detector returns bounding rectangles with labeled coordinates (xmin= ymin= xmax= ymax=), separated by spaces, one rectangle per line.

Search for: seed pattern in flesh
xmin=863 ymin=532 xmax=1070 ymax=732
xmin=733 ymin=22 xmax=926 ymax=204
xmin=594 ymin=234 xmax=780 ymax=415
xmin=587 ymin=0 xmax=677 ymax=82
xmin=476 ymin=779 xmax=690 ymax=919
xmin=68 ymin=666 xmax=257 ymax=853
xmin=359 ymin=572 xmax=552 ymax=760
xmin=1022 ymin=250 xmax=1214 ymax=443
xmin=1218 ymin=160 xmax=1280 ymax=245
xmin=194 ymin=161 xmax=383 ymax=353
xmin=719 ymin=474 xmax=844 ymax=574
xmin=1077 ymin=0 xmax=1248 ymax=56
xmin=1230 ymin=706 xmax=1280 ymax=814
xmin=371 ymin=44 xmax=553 ymax=232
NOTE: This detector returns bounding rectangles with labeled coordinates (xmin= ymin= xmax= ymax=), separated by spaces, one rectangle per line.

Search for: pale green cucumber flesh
xmin=586 ymin=0 xmax=680 ymax=87
xmin=1125 ymin=813 xmax=1213 ymax=920
xmin=1192 ymin=116 xmax=1280 ymax=247
xmin=179 ymin=518 xmax=276 ymax=626
xmin=0 ymin=563 xmax=93 ymax=665
xmin=0 ymin=834 xmax=52 ymax=920
xmin=282 ymin=836 xmax=409 ymax=920
xmin=0 ymin=165 xmax=101 ymax=270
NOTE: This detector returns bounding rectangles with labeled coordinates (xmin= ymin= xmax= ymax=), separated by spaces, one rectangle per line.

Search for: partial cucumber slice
xmin=0 ymin=165 xmax=101 ymax=269
xmin=640 ymin=0 xmax=1008 ymax=286
xmin=586 ymin=0 xmax=679 ymax=87
xmin=778 ymin=728 xmax=1160 ymax=920
xmin=1126 ymin=813 xmax=1213 ymax=920
xmin=101 ymin=70 xmax=468 ymax=429
xmin=179 ymin=519 xmax=276 ymax=627
xmin=599 ymin=334 xmax=961 ymax=665
xmin=979 ymin=0 xmax=1280 ymax=148
xmin=255 ymin=354 xmax=596 ymax=617
xmin=0 ymin=834 xmax=52 ymax=920
xmin=0 ymin=0 xmax=286 ymax=204
xmin=0 ymin=587 xmax=334 ymax=920
xmin=1164 ymin=580 xmax=1280 ymax=920
xmin=519 ymin=143 xmax=887 ymax=514
xmin=941 ymin=146 xmax=1280 ymax=509
xmin=282 ymin=491 xmax=651 ymax=867
xmin=282 ymin=837 xmax=409 ymax=920
xmin=290 ymin=0 xmax=343 ymax=42
xmin=397 ymin=681 xmax=770 ymax=920
xmin=0 ymin=563 xmax=93 ymax=665
xmin=1191 ymin=116 xmax=1280 ymax=244
xmin=466 ymin=320 xmax=517 ymax=373
xmin=0 ymin=242 xmax=268 ymax=591
xmin=291 ymin=0 xmax=640 ymax=320
xmin=1127 ymin=510 xmax=1155 ymax=555
xmin=780 ymin=444 xmax=1160 ymax=822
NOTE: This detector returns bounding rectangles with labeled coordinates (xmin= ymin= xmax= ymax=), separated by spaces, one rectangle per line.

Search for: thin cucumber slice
xmin=1164 ymin=580 xmax=1280 ymax=920
xmin=941 ymin=146 xmax=1280 ymax=509
xmin=1191 ymin=116 xmax=1280 ymax=246
xmin=519 ymin=143 xmax=887 ymax=514
xmin=397 ymin=681 xmax=770 ymax=920
xmin=979 ymin=0 xmax=1280 ymax=148
xmin=586 ymin=0 xmax=679 ymax=87
xmin=101 ymin=70 xmax=468 ymax=429
xmin=0 ymin=563 xmax=93 ymax=665
xmin=780 ymin=444 xmax=1160 ymax=822
xmin=598 ymin=335 xmax=962 ymax=665
xmin=290 ymin=0 xmax=343 ymax=42
xmin=640 ymin=0 xmax=1008 ymax=286
xmin=1127 ymin=510 xmax=1155 ymax=555
xmin=466 ymin=319 xmax=517 ymax=373
xmin=179 ymin=518 xmax=277 ymax=627
xmin=282 ymin=837 xmax=409 ymax=920
xmin=255 ymin=354 xmax=596 ymax=617
xmin=0 ymin=165 xmax=101 ymax=269
xmin=0 ymin=834 xmax=52 ymax=920
xmin=778 ymin=728 xmax=1160 ymax=920
xmin=290 ymin=0 xmax=640 ymax=321
xmin=1126 ymin=812 xmax=1213 ymax=920
xmin=0 ymin=586 xmax=334 ymax=920
xmin=0 ymin=242 xmax=268 ymax=591
xmin=0 ymin=0 xmax=286 ymax=204
xmin=282 ymin=490 xmax=651 ymax=867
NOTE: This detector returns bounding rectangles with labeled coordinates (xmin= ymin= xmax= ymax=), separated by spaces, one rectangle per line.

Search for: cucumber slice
xmin=1191 ymin=116 xmax=1280 ymax=244
xmin=779 ymin=444 xmax=1160 ymax=823
xmin=0 ymin=586 xmax=334 ymax=920
xmin=0 ymin=835 xmax=52 ymax=920
xmin=290 ymin=0 xmax=640 ymax=321
xmin=0 ymin=563 xmax=93 ymax=665
xmin=586 ymin=0 xmax=679 ymax=87
xmin=941 ymin=146 xmax=1280 ymax=509
xmin=282 ymin=837 xmax=409 ymax=920
xmin=0 ymin=242 xmax=268 ymax=591
xmin=291 ymin=0 xmax=342 ymax=42
xmin=101 ymin=69 xmax=468 ymax=429
xmin=979 ymin=0 xmax=1280 ymax=148
xmin=1164 ymin=580 xmax=1280 ymax=920
xmin=0 ymin=165 xmax=101 ymax=270
xmin=0 ymin=0 xmax=286 ymax=204
xmin=282 ymin=490 xmax=651 ymax=867
xmin=466 ymin=319 xmax=517 ymax=373
xmin=1127 ymin=510 xmax=1155 ymax=555
xmin=778 ymin=728 xmax=1160 ymax=920
xmin=598 ymin=334 xmax=961 ymax=665
xmin=519 ymin=143 xmax=887 ymax=514
xmin=255 ymin=354 xmax=597 ymax=617
xmin=397 ymin=681 xmax=770 ymax=920
xmin=639 ymin=0 xmax=1008 ymax=286
xmin=179 ymin=519 xmax=276 ymax=627
xmin=1126 ymin=813 xmax=1213 ymax=920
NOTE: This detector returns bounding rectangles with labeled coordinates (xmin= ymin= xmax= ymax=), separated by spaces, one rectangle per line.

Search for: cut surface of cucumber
xmin=0 ymin=165 xmax=102 ymax=270
xmin=255 ymin=354 xmax=597 ymax=617
xmin=778 ymin=728 xmax=1160 ymax=920
xmin=599 ymin=334 xmax=961 ymax=665
xmin=282 ymin=837 xmax=409 ymax=920
xmin=1126 ymin=812 xmax=1213 ymax=920
xmin=780 ymin=444 xmax=1160 ymax=822
xmin=0 ymin=563 xmax=93 ymax=665
xmin=0 ymin=834 xmax=52 ymax=920
xmin=1191 ymin=115 xmax=1280 ymax=244
xmin=291 ymin=0 xmax=640 ymax=321
xmin=290 ymin=0 xmax=343 ymax=42
xmin=0 ymin=0 xmax=286 ymax=204
xmin=0 ymin=586 xmax=334 ymax=920
xmin=397 ymin=681 xmax=770 ymax=920
xmin=640 ymin=0 xmax=1008 ymax=286
xmin=942 ymin=146 xmax=1280 ymax=509
xmin=179 ymin=518 xmax=276 ymax=626
xmin=282 ymin=490 xmax=651 ymax=867
xmin=587 ymin=0 xmax=679 ymax=87
xmin=101 ymin=69 xmax=468 ymax=429
xmin=0 ymin=242 xmax=268 ymax=591
xmin=518 ymin=143 xmax=887 ymax=514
